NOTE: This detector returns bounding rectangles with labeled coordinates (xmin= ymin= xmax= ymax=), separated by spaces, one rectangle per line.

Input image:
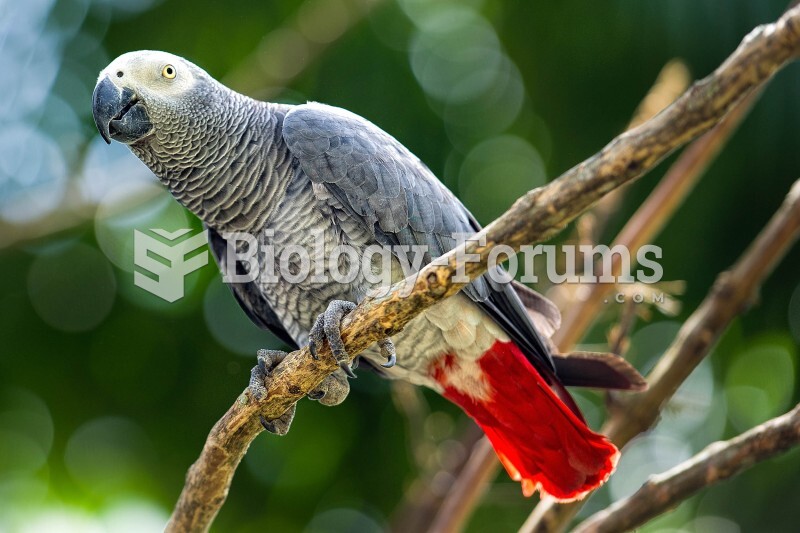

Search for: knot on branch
xmin=425 ymin=270 xmax=449 ymax=296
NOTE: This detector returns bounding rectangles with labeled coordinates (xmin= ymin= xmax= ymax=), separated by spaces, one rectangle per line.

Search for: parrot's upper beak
xmin=92 ymin=76 xmax=152 ymax=145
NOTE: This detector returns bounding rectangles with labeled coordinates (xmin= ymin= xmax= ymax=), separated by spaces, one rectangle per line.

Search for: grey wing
xmin=282 ymin=103 xmax=556 ymax=375
xmin=206 ymin=226 xmax=298 ymax=349
xmin=283 ymin=103 xmax=466 ymax=261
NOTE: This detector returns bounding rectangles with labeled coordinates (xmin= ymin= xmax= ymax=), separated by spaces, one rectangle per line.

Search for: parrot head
xmin=92 ymin=50 xmax=216 ymax=145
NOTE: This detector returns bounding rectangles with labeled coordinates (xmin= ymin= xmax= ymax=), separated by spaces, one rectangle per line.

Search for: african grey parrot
xmin=92 ymin=51 xmax=643 ymax=500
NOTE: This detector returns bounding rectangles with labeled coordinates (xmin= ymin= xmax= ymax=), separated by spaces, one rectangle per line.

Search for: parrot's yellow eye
xmin=162 ymin=65 xmax=176 ymax=79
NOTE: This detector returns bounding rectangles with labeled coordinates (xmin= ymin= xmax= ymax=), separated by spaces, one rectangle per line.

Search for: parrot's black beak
xmin=92 ymin=75 xmax=152 ymax=145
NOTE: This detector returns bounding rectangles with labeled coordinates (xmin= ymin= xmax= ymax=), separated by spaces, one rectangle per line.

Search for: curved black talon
xmin=308 ymin=300 xmax=394 ymax=377
xmin=308 ymin=300 xmax=357 ymax=369
xmin=307 ymin=389 xmax=326 ymax=400
xmin=259 ymin=409 xmax=295 ymax=436
xmin=339 ymin=361 xmax=357 ymax=379
xmin=379 ymin=338 xmax=396 ymax=368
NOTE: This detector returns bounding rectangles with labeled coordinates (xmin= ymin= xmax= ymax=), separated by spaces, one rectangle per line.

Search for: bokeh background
xmin=1 ymin=0 xmax=799 ymax=531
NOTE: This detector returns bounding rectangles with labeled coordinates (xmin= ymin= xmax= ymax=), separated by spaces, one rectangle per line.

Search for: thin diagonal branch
xmin=166 ymin=8 xmax=800 ymax=532
xmin=573 ymin=403 xmax=800 ymax=533
xmin=522 ymin=178 xmax=800 ymax=532
xmin=553 ymin=86 xmax=762 ymax=350
xmin=608 ymin=181 xmax=800 ymax=443
xmin=426 ymin=437 xmax=499 ymax=533
xmin=575 ymin=59 xmax=691 ymax=248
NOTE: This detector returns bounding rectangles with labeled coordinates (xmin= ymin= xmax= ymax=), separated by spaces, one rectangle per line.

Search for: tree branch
xmin=426 ymin=437 xmax=499 ymax=533
xmin=573 ymin=403 xmax=800 ymax=533
xmin=522 ymin=177 xmax=800 ymax=532
xmin=166 ymin=7 xmax=800 ymax=532
xmin=568 ymin=59 xmax=691 ymax=250
xmin=553 ymin=85 xmax=762 ymax=350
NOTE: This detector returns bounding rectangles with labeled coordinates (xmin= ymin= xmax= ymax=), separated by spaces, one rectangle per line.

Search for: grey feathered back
xmin=282 ymin=103 xmax=555 ymax=374
xmin=283 ymin=103 xmax=471 ymax=260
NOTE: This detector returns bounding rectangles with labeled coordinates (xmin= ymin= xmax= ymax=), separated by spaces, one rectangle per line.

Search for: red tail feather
xmin=430 ymin=341 xmax=619 ymax=501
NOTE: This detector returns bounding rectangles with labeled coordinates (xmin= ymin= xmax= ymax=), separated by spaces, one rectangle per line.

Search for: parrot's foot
xmin=308 ymin=299 xmax=396 ymax=377
xmin=249 ymin=349 xmax=296 ymax=435
xmin=250 ymin=346 xmax=349 ymax=416
xmin=306 ymin=367 xmax=351 ymax=406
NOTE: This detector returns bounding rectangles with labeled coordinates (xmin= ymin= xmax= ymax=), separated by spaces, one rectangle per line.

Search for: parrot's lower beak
xmin=92 ymin=76 xmax=152 ymax=145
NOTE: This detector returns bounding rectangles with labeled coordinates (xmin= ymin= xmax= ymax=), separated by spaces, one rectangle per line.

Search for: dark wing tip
xmin=511 ymin=280 xmax=561 ymax=338
xmin=553 ymin=351 xmax=648 ymax=391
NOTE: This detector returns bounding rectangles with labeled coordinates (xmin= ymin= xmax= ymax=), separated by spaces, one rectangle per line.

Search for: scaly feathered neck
xmin=131 ymin=86 xmax=295 ymax=233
